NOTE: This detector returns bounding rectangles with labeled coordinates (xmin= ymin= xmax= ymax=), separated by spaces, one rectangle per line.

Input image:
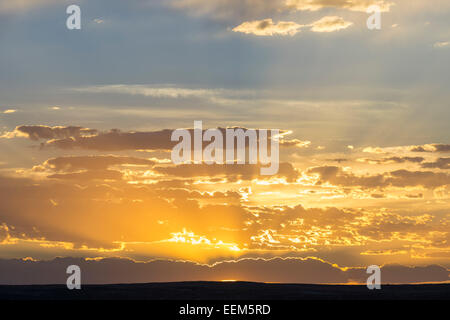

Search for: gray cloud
xmin=0 ymin=257 xmax=448 ymax=285
xmin=153 ymin=163 xmax=299 ymax=181
xmin=308 ymin=166 xmax=450 ymax=189
xmin=5 ymin=125 xmax=289 ymax=153
xmin=36 ymin=155 xmax=155 ymax=172
xmin=421 ymin=158 xmax=450 ymax=170
xmin=47 ymin=170 xmax=124 ymax=181
xmin=411 ymin=144 xmax=450 ymax=153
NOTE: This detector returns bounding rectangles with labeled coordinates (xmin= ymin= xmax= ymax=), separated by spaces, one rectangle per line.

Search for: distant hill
xmin=1 ymin=281 xmax=449 ymax=300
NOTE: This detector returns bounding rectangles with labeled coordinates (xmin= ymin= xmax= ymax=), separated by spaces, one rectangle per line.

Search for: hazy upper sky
xmin=0 ymin=0 xmax=449 ymax=283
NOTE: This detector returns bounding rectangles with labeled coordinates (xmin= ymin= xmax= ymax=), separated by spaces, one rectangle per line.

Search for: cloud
xmin=162 ymin=189 xmax=241 ymax=201
xmin=381 ymin=156 xmax=425 ymax=164
xmin=405 ymin=193 xmax=423 ymax=199
xmin=389 ymin=170 xmax=450 ymax=188
xmin=0 ymin=0 xmax=61 ymax=13
xmin=358 ymin=156 xmax=425 ymax=164
xmin=35 ymin=155 xmax=155 ymax=172
xmin=286 ymin=0 xmax=393 ymax=12
xmin=2 ymin=109 xmax=17 ymax=114
xmin=48 ymin=170 xmax=124 ymax=181
xmin=308 ymin=165 xmax=450 ymax=189
xmin=168 ymin=0 xmax=393 ymax=22
xmin=363 ymin=146 xmax=389 ymax=154
xmin=232 ymin=16 xmax=353 ymax=36
xmin=4 ymin=125 xmax=291 ymax=156
xmin=434 ymin=41 xmax=449 ymax=48
xmin=0 ymin=257 xmax=448 ymax=285
xmin=74 ymin=85 xmax=226 ymax=100
xmin=32 ymin=155 xmax=156 ymax=181
xmin=73 ymin=84 xmax=266 ymax=106
xmin=0 ymin=174 xmax=252 ymax=251
xmin=232 ymin=19 xmax=303 ymax=36
xmin=410 ymin=144 xmax=450 ymax=153
xmin=153 ymin=163 xmax=299 ymax=181
xmin=309 ymin=16 xmax=353 ymax=32
xmin=0 ymin=171 xmax=448 ymax=263
xmin=3 ymin=125 xmax=97 ymax=141
xmin=346 ymin=264 xmax=450 ymax=284
xmin=8 ymin=126 xmax=175 ymax=151
xmin=169 ymin=0 xmax=286 ymax=21
xmin=279 ymin=139 xmax=311 ymax=148
xmin=361 ymin=144 xmax=450 ymax=155
xmin=247 ymin=203 xmax=449 ymax=250
xmin=308 ymin=165 xmax=385 ymax=188
xmin=421 ymin=158 xmax=450 ymax=170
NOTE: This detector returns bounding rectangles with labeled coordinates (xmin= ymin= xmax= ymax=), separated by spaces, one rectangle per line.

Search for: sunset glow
xmin=0 ymin=0 xmax=449 ymax=285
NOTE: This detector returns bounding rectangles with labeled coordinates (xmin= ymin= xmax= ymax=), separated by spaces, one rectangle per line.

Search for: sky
xmin=0 ymin=0 xmax=449 ymax=284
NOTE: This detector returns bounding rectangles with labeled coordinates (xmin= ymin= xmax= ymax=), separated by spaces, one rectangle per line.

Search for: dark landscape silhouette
xmin=1 ymin=281 xmax=449 ymax=300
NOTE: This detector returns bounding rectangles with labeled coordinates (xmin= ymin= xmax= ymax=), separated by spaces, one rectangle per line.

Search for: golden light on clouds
xmin=233 ymin=19 xmax=303 ymax=36
xmin=310 ymin=16 xmax=353 ymax=33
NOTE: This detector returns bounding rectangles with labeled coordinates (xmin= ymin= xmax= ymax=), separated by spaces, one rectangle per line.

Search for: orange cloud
xmin=233 ymin=19 xmax=303 ymax=36
xmin=310 ymin=16 xmax=353 ymax=32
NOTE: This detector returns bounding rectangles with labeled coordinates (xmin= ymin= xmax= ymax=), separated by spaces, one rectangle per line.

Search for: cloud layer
xmin=233 ymin=16 xmax=353 ymax=36
xmin=233 ymin=19 xmax=303 ymax=36
xmin=1 ymin=257 xmax=448 ymax=285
